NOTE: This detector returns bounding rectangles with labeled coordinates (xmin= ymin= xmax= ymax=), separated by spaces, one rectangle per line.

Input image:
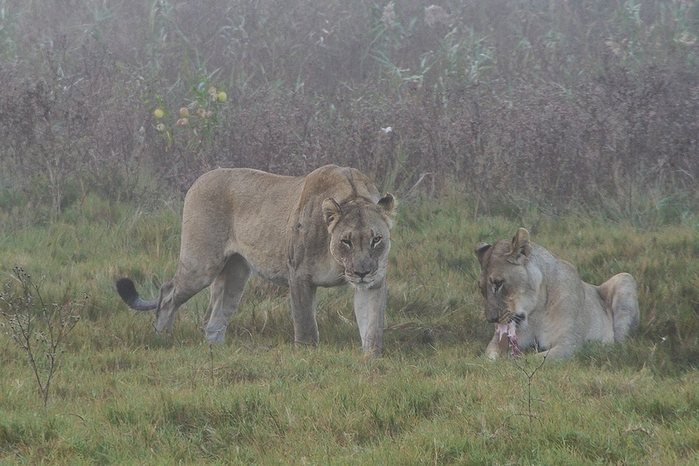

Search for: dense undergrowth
xmin=1 ymin=0 xmax=698 ymax=221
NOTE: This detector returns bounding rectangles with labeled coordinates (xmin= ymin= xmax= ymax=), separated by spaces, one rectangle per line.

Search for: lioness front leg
xmin=485 ymin=331 xmax=510 ymax=359
xmin=289 ymin=278 xmax=320 ymax=347
xmin=353 ymin=281 xmax=387 ymax=357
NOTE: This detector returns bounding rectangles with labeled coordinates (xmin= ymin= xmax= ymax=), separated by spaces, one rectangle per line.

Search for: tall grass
xmin=1 ymin=195 xmax=698 ymax=463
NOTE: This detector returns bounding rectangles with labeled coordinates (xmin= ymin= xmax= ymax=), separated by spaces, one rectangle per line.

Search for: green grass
xmin=1 ymin=194 xmax=698 ymax=464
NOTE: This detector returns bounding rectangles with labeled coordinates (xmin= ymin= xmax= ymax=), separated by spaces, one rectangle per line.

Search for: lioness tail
xmin=116 ymin=278 xmax=158 ymax=311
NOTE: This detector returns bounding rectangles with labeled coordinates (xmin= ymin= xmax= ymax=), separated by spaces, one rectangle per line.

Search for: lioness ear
xmin=377 ymin=193 xmax=396 ymax=228
xmin=322 ymin=198 xmax=342 ymax=231
xmin=378 ymin=193 xmax=396 ymax=215
xmin=474 ymin=242 xmax=492 ymax=267
xmin=507 ymin=227 xmax=531 ymax=265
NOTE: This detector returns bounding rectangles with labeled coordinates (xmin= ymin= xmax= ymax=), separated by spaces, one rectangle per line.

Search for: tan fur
xmin=116 ymin=165 xmax=395 ymax=356
xmin=474 ymin=228 xmax=639 ymax=359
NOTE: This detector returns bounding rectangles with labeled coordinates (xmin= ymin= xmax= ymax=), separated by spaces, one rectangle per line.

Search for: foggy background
xmin=1 ymin=0 xmax=698 ymax=222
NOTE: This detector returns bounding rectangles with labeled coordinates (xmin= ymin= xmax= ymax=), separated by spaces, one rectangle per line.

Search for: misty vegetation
xmin=1 ymin=0 xmax=698 ymax=225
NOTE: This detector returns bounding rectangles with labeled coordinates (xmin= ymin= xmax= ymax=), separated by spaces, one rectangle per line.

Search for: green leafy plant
xmin=152 ymin=75 xmax=228 ymax=166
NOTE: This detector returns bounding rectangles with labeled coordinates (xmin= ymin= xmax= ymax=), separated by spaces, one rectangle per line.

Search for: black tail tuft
xmin=116 ymin=278 xmax=138 ymax=303
xmin=116 ymin=278 xmax=158 ymax=311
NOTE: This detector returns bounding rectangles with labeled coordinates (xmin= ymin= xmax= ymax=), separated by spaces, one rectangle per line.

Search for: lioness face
xmin=475 ymin=228 xmax=540 ymax=328
xmin=323 ymin=196 xmax=395 ymax=288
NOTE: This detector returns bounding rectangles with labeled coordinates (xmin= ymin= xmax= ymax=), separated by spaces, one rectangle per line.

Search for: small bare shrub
xmin=0 ymin=267 xmax=85 ymax=411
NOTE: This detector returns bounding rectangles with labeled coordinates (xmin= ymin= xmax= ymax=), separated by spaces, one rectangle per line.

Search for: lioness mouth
xmin=509 ymin=314 xmax=524 ymax=326
xmin=496 ymin=321 xmax=520 ymax=357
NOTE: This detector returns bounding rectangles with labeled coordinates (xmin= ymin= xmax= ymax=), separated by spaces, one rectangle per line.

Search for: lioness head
xmin=474 ymin=228 xmax=542 ymax=327
xmin=322 ymin=194 xmax=396 ymax=288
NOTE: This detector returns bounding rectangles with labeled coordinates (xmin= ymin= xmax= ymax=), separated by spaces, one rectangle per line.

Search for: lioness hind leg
xmin=203 ymin=254 xmax=251 ymax=344
xmin=599 ymin=272 xmax=640 ymax=342
xmin=156 ymin=267 xmax=217 ymax=333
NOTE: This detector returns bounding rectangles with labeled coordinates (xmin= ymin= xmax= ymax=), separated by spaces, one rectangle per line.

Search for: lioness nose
xmin=355 ymin=270 xmax=369 ymax=279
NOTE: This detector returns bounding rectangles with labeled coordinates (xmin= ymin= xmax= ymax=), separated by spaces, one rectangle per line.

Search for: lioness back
xmin=179 ymin=168 xmax=305 ymax=285
xmin=179 ymin=165 xmax=385 ymax=285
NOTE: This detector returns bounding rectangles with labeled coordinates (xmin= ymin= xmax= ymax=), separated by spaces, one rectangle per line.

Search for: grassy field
xmin=1 ymin=194 xmax=698 ymax=464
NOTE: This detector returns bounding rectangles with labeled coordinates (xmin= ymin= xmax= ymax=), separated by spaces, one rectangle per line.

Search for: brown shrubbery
xmin=1 ymin=0 xmax=697 ymax=220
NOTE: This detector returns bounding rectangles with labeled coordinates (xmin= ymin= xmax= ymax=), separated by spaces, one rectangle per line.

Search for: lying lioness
xmin=474 ymin=228 xmax=639 ymax=359
xmin=116 ymin=165 xmax=395 ymax=356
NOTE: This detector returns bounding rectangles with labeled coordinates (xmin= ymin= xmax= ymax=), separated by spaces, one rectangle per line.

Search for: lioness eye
xmin=371 ymin=235 xmax=382 ymax=248
xmin=341 ymin=238 xmax=352 ymax=249
xmin=490 ymin=277 xmax=505 ymax=293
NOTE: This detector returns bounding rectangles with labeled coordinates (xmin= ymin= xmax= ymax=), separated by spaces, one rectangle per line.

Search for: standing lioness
xmin=116 ymin=165 xmax=395 ymax=356
xmin=475 ymin=228 xmax=639 ymax=359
